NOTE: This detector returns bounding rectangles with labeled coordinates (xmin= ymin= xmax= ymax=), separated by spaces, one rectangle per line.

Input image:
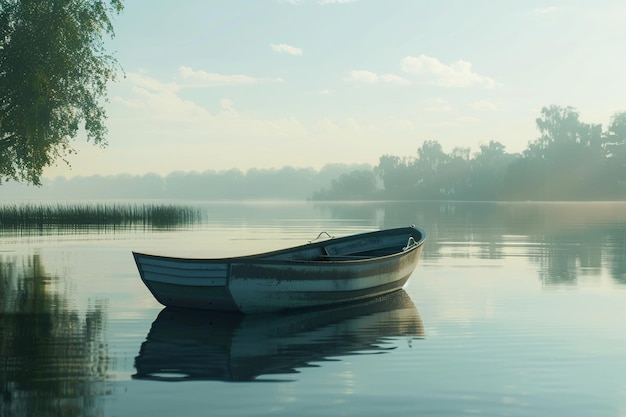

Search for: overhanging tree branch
xmin=0 ymin=0 xmax=123 ymax=185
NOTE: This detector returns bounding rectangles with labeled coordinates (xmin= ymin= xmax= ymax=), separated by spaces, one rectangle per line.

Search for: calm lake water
xmin=2 ymin=201 xmax=626 ymax=417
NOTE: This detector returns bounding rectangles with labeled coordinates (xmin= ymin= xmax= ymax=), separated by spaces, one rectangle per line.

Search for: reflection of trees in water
xmin=534 ymin=242 xmax=587 ymax=286
xmin=605 ymin=226 xmax=626 ymax=285
xmin=316 ymin=202 xmax=626 ymax=286
xmin=375 ymin=202 xmax=512 ymax=261
xmin=0 ymin=255 xmax=109 ymax=417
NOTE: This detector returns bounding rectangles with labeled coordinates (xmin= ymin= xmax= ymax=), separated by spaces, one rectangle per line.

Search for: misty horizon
xmin=38 ymin=2 xmax=626 ymax=180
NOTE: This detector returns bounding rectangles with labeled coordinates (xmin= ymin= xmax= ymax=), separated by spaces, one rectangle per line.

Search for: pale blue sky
xmin=45 ymin=0 xmax=626 ymax=178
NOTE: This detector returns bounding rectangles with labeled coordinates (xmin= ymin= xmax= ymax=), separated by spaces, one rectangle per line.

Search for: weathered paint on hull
xmin=133 ymin=226 xmax=426 ymax=313
xmin=144 ymin=280 xmax=239 ymax=311
xmin=228 ymin=245 xmax=423 ymax=313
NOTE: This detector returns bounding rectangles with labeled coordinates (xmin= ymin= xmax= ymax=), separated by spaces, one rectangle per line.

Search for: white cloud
xmin=178 ymin=66 xmax=283 ymax=87
xmin=116 ymin=74 xmax=293 ymax=148
xmin=402 ymin=54 xmax=498 ymax=88
xmin=379 ymin=73 xmax=410 ymax=84
xmin=321 ymin=0 xmax=357 ymax=4
xmin=271 ymin=43 xmax=303 ymax=56
xmin=126 ymin=72 xmax=179 ymax=94
xmin=345 ymin=70 xmax=409 ymax=85
xmin=472 ymin=99 xmax=501 ymax=111
xmin=346 ymin=70 xmax=378 ymax=84
xmin=114 ymin=73 xmax=211 ymax=132
xmin=220 ymin=98 xmax=237 ymax=113
xmin=53 ymin=70 xmax=428 ymax=177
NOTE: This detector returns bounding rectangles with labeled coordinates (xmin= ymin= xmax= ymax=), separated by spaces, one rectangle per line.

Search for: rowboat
xmin=133 ymin=289 xmax=424 ymax=382
xmin=132 ymin=225 xmax=426 ymax=314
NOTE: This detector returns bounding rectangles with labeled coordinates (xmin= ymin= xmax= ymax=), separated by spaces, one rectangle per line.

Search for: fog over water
xmin=2 ymin=201 xmax=626 ymax=416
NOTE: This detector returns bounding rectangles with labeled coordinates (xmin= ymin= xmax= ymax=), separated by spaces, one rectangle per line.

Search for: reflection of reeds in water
xmin=0 ymin=203 xmax=204 ymax=232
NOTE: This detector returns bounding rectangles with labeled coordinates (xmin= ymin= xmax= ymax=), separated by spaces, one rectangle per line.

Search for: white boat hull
xmin=133 ymin=226 xmax=426 ymax=313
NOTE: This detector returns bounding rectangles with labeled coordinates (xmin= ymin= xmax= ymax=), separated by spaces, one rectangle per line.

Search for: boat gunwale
xmin=132 ymin=226 xmax=426 ymax=266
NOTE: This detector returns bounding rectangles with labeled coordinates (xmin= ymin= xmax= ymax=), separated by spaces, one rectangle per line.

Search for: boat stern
xmin=132 ymin=252 xmax=240 ymax=312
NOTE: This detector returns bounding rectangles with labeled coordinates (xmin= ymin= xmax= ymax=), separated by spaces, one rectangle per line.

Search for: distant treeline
xmin=4 ymin=105 xmax=626 ymax=202
xmin=313 ymin=105 xmax=626 ymax=201
xmin=1 ymin=164 xmax=371 ymax=200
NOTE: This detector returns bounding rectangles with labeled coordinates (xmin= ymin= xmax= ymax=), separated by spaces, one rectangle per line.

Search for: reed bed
xmin=0 ymin=202 xmax=205 ymax=231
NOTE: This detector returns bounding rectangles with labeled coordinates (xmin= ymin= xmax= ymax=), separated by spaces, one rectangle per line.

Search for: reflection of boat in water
xmin=133 ymin=289 xmax=424 ymax=382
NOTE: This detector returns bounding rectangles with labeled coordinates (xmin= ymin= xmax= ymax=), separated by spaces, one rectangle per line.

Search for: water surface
xmin=1 ymin=201 xmax=626 ymax=416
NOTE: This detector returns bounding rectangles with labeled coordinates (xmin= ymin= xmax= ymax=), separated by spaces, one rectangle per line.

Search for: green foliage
xmin=311 ymin=170 xmax=379 ymax=200
xmin=314 ymin=106 xmax=626 ymax=201
xmin=605 ymin=111 xmax=626 ymax=183
xmin=514 ymin=106 xmax=610 ymax=200
xmin=374 ymin=154 xmax=416 ymax=197
xmin=0 ymin=0 xmax=123 ymax=185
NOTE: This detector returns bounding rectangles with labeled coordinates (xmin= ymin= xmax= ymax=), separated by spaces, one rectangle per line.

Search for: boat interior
xmin=258 ymin=229 xmax=422 ymax=263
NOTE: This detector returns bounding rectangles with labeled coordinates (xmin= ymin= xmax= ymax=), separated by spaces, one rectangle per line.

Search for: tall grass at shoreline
xmin=0 ymin=203 xmax=205 ymax=231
